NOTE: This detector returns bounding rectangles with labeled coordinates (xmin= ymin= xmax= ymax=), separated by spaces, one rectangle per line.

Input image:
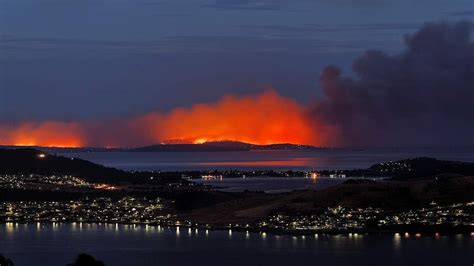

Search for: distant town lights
xmin=37 ymin=153 xmax=46 ymax=159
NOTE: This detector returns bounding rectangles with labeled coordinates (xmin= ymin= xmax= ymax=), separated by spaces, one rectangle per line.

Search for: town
xmin=0 ymin=196 xmax=175 ymax=225
xmin=1 ymin=195 xmax=472 ymax=235
xmin=260 ymin=202 xmax=474 ymax=234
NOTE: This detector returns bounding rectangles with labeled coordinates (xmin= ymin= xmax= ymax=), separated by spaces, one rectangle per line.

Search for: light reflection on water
xmin=194 ymin=158 xmax=314 ymax=168
xmin=62 ymin=148 xmax=474 ymax=171
xmin=393 ymin=233 xmax=401 ymax=252
xmin=0 ymin=224 xmax=473 ymax=266
xmin=194 ymin=177 xmax=351 ymax=193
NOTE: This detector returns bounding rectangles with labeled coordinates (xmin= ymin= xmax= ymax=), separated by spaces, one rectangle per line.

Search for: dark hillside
xmin=0 ymin=148 xmax=178 ymax=184
xmin=369 ymin=157 xmax=474 ymax=180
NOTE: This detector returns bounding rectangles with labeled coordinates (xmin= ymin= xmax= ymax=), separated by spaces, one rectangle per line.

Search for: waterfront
xmin=0 ymin=223 xmax=473 ymax=266
xmin=1 ymin=196 xmax=472 ymax=234
xmin=61 ymin=147 xmax=474 ymax=171
xmin=194 ymin=177 xmax=350 ymax=193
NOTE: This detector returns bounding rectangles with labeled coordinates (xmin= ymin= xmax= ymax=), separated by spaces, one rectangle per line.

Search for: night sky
xmin=1 ymin=0 xmax=473 ymax=147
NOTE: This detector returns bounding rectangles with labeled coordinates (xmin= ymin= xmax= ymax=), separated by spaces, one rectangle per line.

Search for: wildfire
xmin=0 ymin=121 xmax=85 ymax=148
xmin=149 ymin=90 xmax=318 ymax=145
xmin=193 ymin=138 xmax=208 ymax=144
xmin=0 ymin=90 xmax=323 ymax=147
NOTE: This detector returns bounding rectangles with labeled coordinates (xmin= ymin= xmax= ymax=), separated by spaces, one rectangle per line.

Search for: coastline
xmin=1 ymin=221 xmax=473 ymax=236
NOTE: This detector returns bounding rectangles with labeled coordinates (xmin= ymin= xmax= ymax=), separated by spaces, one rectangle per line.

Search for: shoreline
xmin=1 ymin=221 xmax=472 ymax=237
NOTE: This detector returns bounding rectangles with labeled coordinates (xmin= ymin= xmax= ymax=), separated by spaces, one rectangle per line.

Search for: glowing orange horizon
xmin=147 ymin=90 xmax=319 ymax=146
xmin=0 ymin=90 xmax=325 ymax=148
xmin=0 ymin=121 xmax=86 ymax=148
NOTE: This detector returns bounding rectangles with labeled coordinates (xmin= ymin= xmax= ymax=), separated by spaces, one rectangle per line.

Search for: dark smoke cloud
xmin=312 ymin=21 xmax=474 ymax=147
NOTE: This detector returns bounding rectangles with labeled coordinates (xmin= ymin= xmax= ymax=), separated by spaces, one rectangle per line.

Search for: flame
xmin=148 ymin=90 xmax=318 ymax=145
xmin=0 ymin=90 xmax=322 ymax=147
xmin=193 ymin=138 xmax=208 ymax=144
xmin=0 ymin=121 xmax=85 ymax=147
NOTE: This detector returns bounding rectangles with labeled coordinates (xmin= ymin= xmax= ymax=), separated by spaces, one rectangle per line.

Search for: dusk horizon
xmin=2 ymin=20 xmax=474 ymax=148
xmin=1 ymin=0 xmax=473 ymax=265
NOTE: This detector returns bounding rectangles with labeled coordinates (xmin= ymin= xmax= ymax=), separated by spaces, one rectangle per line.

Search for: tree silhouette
xmin=0 ymin=254 xmax=14 ymax=266
xmin=68 ymin=254 xmax=104 ymax=266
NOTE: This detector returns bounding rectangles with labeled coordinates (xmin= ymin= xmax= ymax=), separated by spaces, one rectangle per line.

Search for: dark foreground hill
xmin=369 ymin=157 xmax=474 ymax=180
xmin=0 ymin=148 xmax=177 ymax=184
xmin=181 ymin=175 xmax=474 ymax=224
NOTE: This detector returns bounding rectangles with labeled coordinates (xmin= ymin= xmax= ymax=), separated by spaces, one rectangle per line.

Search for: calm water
xmin=61 ymin=147 xmax=474 ymax=171
xmin=194 ymin=177 xmax=354 ymax=193
xmin=0 ymin=224 xmax=472 ymax=266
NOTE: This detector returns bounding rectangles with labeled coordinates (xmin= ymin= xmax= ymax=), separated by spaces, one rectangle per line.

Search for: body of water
xmin=61 ymin=147 xmax=474 ymax=171
xmin=193 ymin=177 xmax=357 ymax=193
xmin=0 ymin=224 xmax=472 ymax=266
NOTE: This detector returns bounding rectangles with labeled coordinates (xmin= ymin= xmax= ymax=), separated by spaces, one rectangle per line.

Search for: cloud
xmin=201 ymin=0 xmax=283 ymax=10
xmin=447 ymin=11 xmax=474 ymax=17
xmin=311 ymin=21 xmax=474 ymax=147
xmin=238 ymin=22 xmax=421 ymax=34
xmin=2 ymin=21 xmax=473 ymax=148
xmin=0 ymin=35 xmax=365 ymax=56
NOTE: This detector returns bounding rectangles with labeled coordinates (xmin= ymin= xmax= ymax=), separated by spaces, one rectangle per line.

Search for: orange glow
xmin=0 ymin=121 xmax=85 ymax=147
xmin=0 ymin=90 xmax=324 ymax=147
xmin=194 ymin=138 xmax=208 ymax=144
xmin=147 ymin=90 xmax=319 ymax=145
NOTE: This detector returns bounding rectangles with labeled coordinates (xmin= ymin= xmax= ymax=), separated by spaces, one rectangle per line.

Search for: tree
xmin=68 ymin=254 xmax=104 ymax=266
xmin=0 ymin=254 xmax=14 ymax=266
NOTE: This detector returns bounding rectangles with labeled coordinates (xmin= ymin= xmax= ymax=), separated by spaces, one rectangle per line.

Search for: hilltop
xmin=1 ymin=141 xmax=320 ymax=153
xmin=0 ymin=148 xmax=178 ymax=184
xmin=132 ymin=141 xmax=318 ymax=152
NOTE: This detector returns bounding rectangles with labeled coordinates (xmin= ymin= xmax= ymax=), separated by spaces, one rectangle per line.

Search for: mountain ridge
xmin=0 ymin=140 xmax=320 ymax=152
xmin=132 ymin=141 xmax=318 ymax=152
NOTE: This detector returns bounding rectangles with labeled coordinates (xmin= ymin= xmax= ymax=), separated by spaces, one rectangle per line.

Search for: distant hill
xmin=132 ymin=141 xmax=317 ymax=152
xmin=368 ymin=157 xmax=474 ymax=180
xmin=1 ymin=141 xmax=319 ymax=153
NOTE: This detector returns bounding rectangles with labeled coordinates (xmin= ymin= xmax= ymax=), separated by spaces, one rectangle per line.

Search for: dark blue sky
xmin=1 ymin=0 xmax=473 ymax=121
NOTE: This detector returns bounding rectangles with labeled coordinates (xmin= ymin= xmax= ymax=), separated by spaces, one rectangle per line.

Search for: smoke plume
xmin=312 ymin=21 xmax=474 ymax=147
